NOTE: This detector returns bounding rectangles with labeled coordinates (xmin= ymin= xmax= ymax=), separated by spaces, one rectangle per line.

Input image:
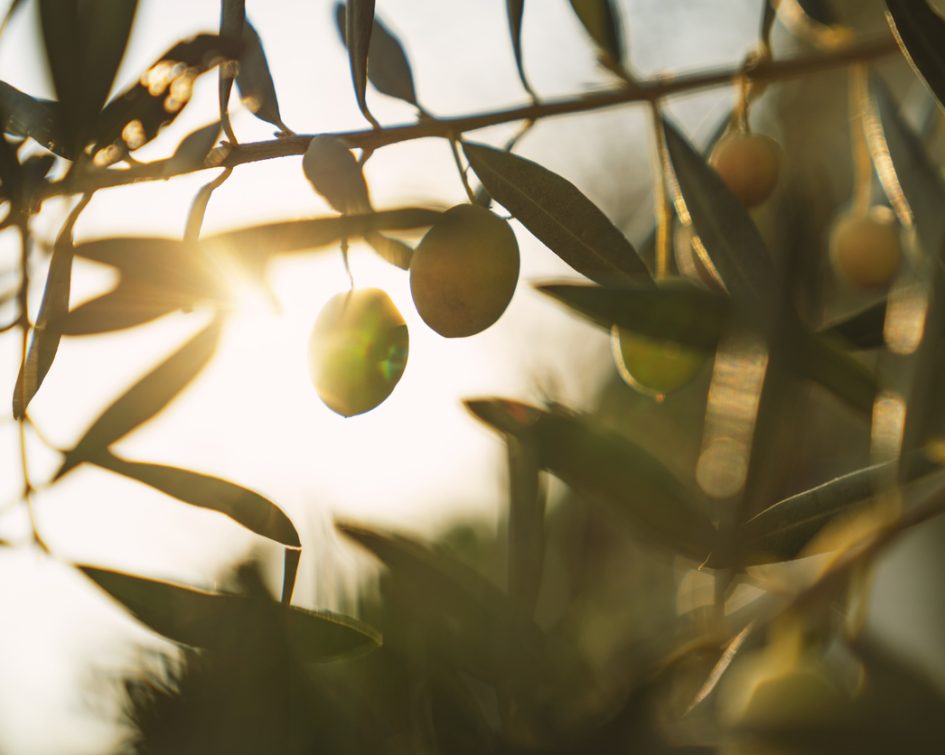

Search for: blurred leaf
xmin=163 ymin=120 xmax=221 ymax=176
xmin=39 ymin=0 xmax=138 ymax=152
xmin=886 ymin=0 xmax=945 ymax=109
xmin=302 ymin=135 xmax=371 ymax=214
xmin=344 ymin=0 xmax=378 ymax=127
xmin=81 ymin=566 xmax=380 ymax=660
xmin=217 ymin=0 xmax=245 ymax=131
xmin=56 ymin=317 xmax=223 ymax=479
xmin=0 ymin=0 xmax=26 ymax=39
xmin=506 ymin=0 xmax=534 ymax=98
xmin=463 ymin=141 xmax=648 ymax=284
xmin=0 ymin=132 xmax=21 ymax=207
xmin=12 ymin=196 xmax=88 ymax=419
xmin=760 ymin=1 xmax=777 ymax=44
xmin=335 ymin=3 xmax=419 ymax=108
xmin=338 ymin=521 xmax=546 ymax=683
xmin=537 ymin=281 xmax=728 ymax=350
xmin=364 ymin=230 xmax=412 ymax=269
xmin=506 ymin=433 xmax=545 ymax=619
xmin=792 ymin=330 xmax=877 ymax=415
xmin=93 ymin=34 xmax=241 ymax=161
xmin=91 ymin=450 xmax=300 ymax=547
xmin=820 ymin=300 xmax=887 ymax=349
xmin=236 ymin=19 xmax=289 ymax=131
xmin=282 ymin=547 xmax=301 ymax=605
xmin=464 ymin=397 xmax=542 ymax=435
xmin=867 ymin=75 xmax=945 ymax=259
xmin=662 ymin=119 xmax=777 ymax=312
xmin=0 ymin=81 xmax=63 ymax=156
xmin=795 ymin=0 xmax=837 ymax=25
xmin=568 ymin=0 xmax=623 ymax=64
xmin=468 ymin=401 xmax=717 ymax=560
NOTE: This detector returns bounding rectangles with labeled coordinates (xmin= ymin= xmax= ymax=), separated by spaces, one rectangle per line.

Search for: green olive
xmin=309 ymin=288 xmax=408 ymax=417
xmin=410 ymin=204 xmax=520 ymax=338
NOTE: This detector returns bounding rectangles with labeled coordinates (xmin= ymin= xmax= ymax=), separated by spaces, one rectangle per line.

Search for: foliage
xmin=3 ymin=0 xmax=945 ymax=753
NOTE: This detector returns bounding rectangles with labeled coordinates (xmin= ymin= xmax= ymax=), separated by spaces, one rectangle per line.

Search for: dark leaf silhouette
xmin=568 ymin=0 xmax=623 ymax=64
xmin=92 ymin=34 xmax=241 ymax=162
xmin=91 ymin=449 xmax=300 ymax=547
xmin=464 ymin=141 xmax=648 ymax=284
xmin=506 ymin=433 xmax=545 ymax=618
xmin=820 ymin=300 xmax=887 ymax=349
xmin=236 ymin=20 xmax=289 ymax=131
xmin=217 ymin=0 xmax=245 ymax=129
xmin=344 ymin=0 xmax=378 ymax=126
xmin=885 ymin=0 xmax=945 ymax=109
xmin=335 ymin=3 xmax=419 ymax=108
xmin=302 ymin=135 xmax=371 ymax=214
xmin=662 ymin=119 xmax=778 ymax=311
xmin=81 ymin=566 xmax=380 ymax=660
xmin=0 ymin=81 xmax=63 ymax=156
xmin=364 ymin=231 xmax=412 ymax=269
xmin=506 ymin=0 xmax=534 ymax=97
xmin=56 ymin=317 xmax=223 ymax=479
xmin=163 ymin=120 xmax=222 ymax=176
xmin=38 ymin=0 xmax=138 ymax=152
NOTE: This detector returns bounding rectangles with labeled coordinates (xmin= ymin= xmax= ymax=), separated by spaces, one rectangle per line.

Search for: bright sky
xmin=0 ymin=1 xmax=757 ymax=751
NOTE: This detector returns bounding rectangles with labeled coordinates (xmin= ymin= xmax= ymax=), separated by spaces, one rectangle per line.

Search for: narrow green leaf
xmin=820 ymin=300 xmax=887 ymax=349
xmin=0 ymin=80 xmax=63 ymax=156
xmin=92 ymin=35 xmax=241 ymax=161
xmin=163 ymin=121 xmax=222 ymax=176
xmin=335 ymin=3 xmax=419 ymax=108
xmin=91 ymin=450 xmax=300 ymax=547
xmin=463 ymin=141 xmax=648 ymax=284
xmin=506 ymin=0 xmax=535 ymax=98
xmin=338 ymin=521 xmax=546 ymax=682
xmin=662 ymin=119 xmax=778 ymax=311
xmin=344 ymin=0 xmax=379 ymax=127
xmin=537 ymin=281 xmax=728 ymax=350
xmin=506 ymin=434 xmax=545 ymax=618
xmin=56 ymin=317 xmax=223 ymax=479
xmin=236 ymin=19 xmax=289 ymax=131
xmin=793 ymin=329 xmax=877 ymax=416
xmin=568 ymin=0 xmax=623 ymax=64
xmin=364 ymin=230 xmax=412 ymax=269
xmin=885 ymin=0 xmax=945 ymax=109
xmin=81 ymin=566 xmax=380 ymax=660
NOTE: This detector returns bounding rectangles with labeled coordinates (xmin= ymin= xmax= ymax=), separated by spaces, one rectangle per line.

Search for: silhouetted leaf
xmin=335 ymin=3 xmax=419 ymax=108
xmin=338 ymin=521 xmax=546 ymax=682
xmin=886 ymin=0 xmax=945 ymax=109
xmin=56 ymin=317 xmax=223 ymax=479
xmin=0 ymin=132 xmax=21 ymax=207
xmin=760 ymin=1 xmax=777 ymax=43
xmin=467 ymin=400 xmax=717 ymax=560
xmin=217 ymin=0 xmax=245 ymax=128
xmin=47 ymin=283 xmax=185 ymax=336
xmin=463 ymin=141 xmax=648 ymax=284
xmin=506 ymin=0 xmax=535 ymax=97
xmin=506 ymin=433 xmax=545 ymax=618
xmin=236 ymin=19 xmax=289 ymax=131
xmin=796 ymin=0 xmax=837 ymax=25
xmin=344 ymin=0 xmax=378 ymax=127
xmin=282 ymin=548 xmax=301 ymax=605
xmin=820 ymin=300 xmax=887 ymax=349
xmin=302 ymin=135 xmax=371 ymax=214
xmin=39 ymin=0 xmax=138 ymax=152
xmin=0 ymin=81 xmax=63 ymax=156
xmin=568 ymin=0 xmax=623 ymax=64
xmin=662 ymin=119 xmax=777 ymax=311
xmin=91 ymin=450 xmax=300 ymax=547
xmin=364 ymin=230 xmax=412 ymax=269
xmin=537 ymin=282 xmax=729 ymax=350
xmin=81 ymin=566 xmax=380 ymax=660
xmin=163 ymin=120 xmax=221 ymax=176
xmin=92 ymin=34 xmax=241 ymax=162
xmin=867 ymin=75 xmax=945 ymax=259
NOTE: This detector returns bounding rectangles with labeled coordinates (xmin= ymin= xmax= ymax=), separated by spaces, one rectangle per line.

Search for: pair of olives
xmin=309 ymin=204 xmax=521 ymax=416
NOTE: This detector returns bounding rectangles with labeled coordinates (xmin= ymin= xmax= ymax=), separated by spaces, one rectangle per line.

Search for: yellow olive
xmin=709 ymin=132 xmax=782 ymax=208
xmin=829 ymin=206 xmax=902 ymax=291
xmin=309 ymin=288 xmax=408 ymax=417
xmin=612 ymin=327 xmax=707 ymax=397
xmin=410 ymin=204 xmax=520 ymax=338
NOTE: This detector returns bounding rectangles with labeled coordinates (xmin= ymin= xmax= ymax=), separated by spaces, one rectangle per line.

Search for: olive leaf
xmin=236 ymin=19 xmax=290 ymax=132
xmin=506 ymin=0 xmax=535 ymax=98
xmin=39 ymin=0 xmax=138 ymax=153
xmin=163 ymin=120 xmax=222 ymax=176
xmin=56 ymin=316 xmax=223 ymax=479
xmin=885 ymin=0 xmax=945 ymax=109
xmin=46 ymin=281 xmax=189 ymax=336
xmin=568 ymin=0 xmax=623 ymax=65
xmin=662 ymin=118 xmax=778 ymax=313
xmin=463 ymin=141 xmax=649 ymax=284
xmin=91 ymin=450 xmax=300 ymax=547
xmin=302 ymin=135 xmax=371 ymax=214
xmin=506 ymin=432 xmax=545 ymax=619
xmin=335 ymin=3 xmax=419 ymax=109
xmin=364 ymin=230 xmax=412 ymax=269
xmin=343 ymin=0 xmax=379 ymax=127
xmin=217 ymin=0 xmax=245 ymax=131
xmin=0 ymin=80 xmax=63 ymax=156
xmin=466 ymin=399 xmax=718 ymax=561
xmin=820 ymin=300 xmax=887 ymax=349
xmin=81 ymin=566 xmax=380 ymax=661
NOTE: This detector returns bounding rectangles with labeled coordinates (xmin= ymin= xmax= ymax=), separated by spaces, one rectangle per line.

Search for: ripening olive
xmin=612 ymin=326 xmax=708 ymax=398
xmin=829 ymin=206 xmax=902 ymax=291
xmin=309 ymin=288 xmax=408 ymax=417
xmin=710 ymin=132 xmax=782 ymax=208
xmin=409 ymin=204 xmax=520 ymax=338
